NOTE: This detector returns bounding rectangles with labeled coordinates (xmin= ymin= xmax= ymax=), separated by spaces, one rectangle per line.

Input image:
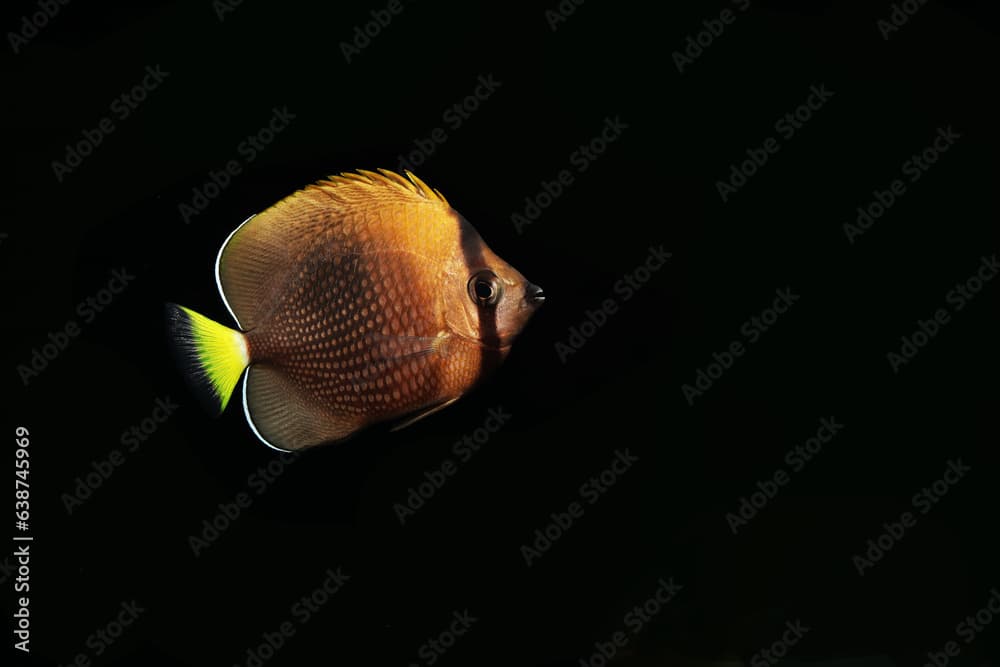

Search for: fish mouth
xmin=526 ymin=282 xmax=545 ymax=306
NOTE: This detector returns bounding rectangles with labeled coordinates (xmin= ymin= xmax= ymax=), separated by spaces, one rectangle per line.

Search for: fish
xmin=166 ymin=169 xmax=544 ymax=451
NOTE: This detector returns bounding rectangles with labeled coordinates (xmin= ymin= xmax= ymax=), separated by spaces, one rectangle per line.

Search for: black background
xmin=4 ymin=1 xmax=999 ymax=665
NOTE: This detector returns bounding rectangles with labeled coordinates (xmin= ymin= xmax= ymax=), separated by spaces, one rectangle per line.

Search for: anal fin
xmin=243 ymin=366 xmax=357 ymax=451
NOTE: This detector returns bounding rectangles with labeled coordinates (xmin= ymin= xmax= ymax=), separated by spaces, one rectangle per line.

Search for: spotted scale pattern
xmin=246 ymin=232 xmax=472 ymax=427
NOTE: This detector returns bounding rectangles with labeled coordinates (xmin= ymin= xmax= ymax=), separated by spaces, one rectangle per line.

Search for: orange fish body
xmin=167 ymin=169 xmax=543 ymax=451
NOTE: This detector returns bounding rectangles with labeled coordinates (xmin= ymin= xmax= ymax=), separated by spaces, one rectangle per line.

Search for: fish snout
xmin=525 ymin=282 xmax=545 ymax=306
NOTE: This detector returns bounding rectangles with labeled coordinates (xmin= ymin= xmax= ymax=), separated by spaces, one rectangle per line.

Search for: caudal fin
xmin=165 ymin=303 xmax=249 ymax=414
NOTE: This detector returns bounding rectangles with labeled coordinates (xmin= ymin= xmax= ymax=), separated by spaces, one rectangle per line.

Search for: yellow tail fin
xmin=165 ymin=303 xmax=249 ymax=413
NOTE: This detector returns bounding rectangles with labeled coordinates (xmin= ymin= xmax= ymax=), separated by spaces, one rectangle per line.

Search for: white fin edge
xmin=241 ymin=368 xmax=292 ymax=453
xmin=214 ymin=213 xmax=257 ymax=331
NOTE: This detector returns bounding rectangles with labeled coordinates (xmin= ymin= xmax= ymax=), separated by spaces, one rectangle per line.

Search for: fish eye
xmin=468 ymin=270 xmax=502 ymax=307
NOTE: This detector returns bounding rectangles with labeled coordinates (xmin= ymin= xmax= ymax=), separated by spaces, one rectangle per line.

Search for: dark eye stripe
xmin=458 ymin=219 xmax=501 ymax=373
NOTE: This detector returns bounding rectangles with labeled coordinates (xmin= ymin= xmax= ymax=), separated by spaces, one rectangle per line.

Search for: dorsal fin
xmin=314 ymin=168 xmax=451 ymax=207
xmin=215 ymin=169 xmax=452 ymax=330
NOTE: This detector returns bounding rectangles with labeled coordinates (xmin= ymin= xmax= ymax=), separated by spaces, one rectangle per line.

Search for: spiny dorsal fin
xmin=310 ymin=169 xmax=451 ymax=207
